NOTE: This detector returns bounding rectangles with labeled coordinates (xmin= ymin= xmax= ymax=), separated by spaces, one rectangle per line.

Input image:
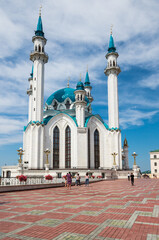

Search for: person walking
xmin=127 ymin=172 xmax=130 ymax=181
xmin=76 ymin=173 xmax=80 ymax=186
xmin=130 ymin=172 xmax=134 ymax=186
xmin=85 ymin=172 xmax=89 ymax=187
xmin=67 ymin=172 xmax=72 ymax=190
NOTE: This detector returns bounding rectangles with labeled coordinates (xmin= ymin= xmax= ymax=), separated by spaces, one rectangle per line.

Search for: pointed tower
xmin=104 ymin=31 xmax=120 ymax=128
xmin=30 ymin=9 xmax=48 ymax=122
xmin=27 ymin=66 xmax=33 ymax=122
xmin=84 ymin=69 xmax=93 ymax=103
xmin=123 ymin=136 xmax=129 ymax=169
xmin=74 ymin=78 xmax=86 ymax=127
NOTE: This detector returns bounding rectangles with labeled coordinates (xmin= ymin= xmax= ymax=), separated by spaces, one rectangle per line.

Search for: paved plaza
xmin=0 ymin=179 xmax=159 ymax=240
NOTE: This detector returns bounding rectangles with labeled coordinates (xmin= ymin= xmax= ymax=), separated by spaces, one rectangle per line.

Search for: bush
xmin=97 ymin=175 xmax=102 ymax=178
xmin=18 ymin=175 xmax=27 ymax=182
xmin=45 ymin=175 xmax=53 ymax=180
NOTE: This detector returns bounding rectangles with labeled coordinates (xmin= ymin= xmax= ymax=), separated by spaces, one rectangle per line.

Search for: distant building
xmin=150 ymin=150 xmax=159 ymax=178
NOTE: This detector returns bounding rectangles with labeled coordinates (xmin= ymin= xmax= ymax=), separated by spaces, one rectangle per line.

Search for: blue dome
xmin=76 ymin=81 xmax=84 ymax=90
xmin=46 ymin=87 xmax=89 ymax=105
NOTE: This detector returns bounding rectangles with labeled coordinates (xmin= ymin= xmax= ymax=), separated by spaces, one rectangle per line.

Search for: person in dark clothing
xmin=130 ymin=172 xmax=134 ymax=186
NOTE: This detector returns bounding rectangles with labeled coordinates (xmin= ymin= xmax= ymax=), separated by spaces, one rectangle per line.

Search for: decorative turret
xmin=104 ymin=29 xmax=121 ymax=129
xmin=123 ymin=136 xmax=129 ymax=169
xmin=29 ymin=9 xmax=48 ymax=122
xmin=84 ymin=69 xmax=93 ymax=103
xmin=74 ymin=77 xmax=86 ymax=127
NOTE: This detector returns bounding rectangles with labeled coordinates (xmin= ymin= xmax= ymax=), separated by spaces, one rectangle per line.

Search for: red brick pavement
xmin=0 ymin=179 xmax=159 ymax=239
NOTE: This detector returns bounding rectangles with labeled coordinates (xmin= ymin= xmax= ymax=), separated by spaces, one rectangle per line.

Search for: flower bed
xmin=18 ymin=175 xmax=27 ymax=182
xmin=45 ymin=175 xmax=53 ymax=180
xmin=91 ymin=175 xmax=95 ymax=179
xmin=97 ymin=175 xmax=102 ymax=179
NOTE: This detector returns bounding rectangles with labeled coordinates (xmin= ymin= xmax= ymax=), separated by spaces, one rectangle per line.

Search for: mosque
xmin=1 ymin=12 xmax=130 ymax=179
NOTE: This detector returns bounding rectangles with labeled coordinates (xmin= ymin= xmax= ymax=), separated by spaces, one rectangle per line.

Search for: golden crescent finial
xmin=39 ymin=5 xmax=42 ymax=16
xmin=80 ymin=73 xmax=81 ymax=81
xmin=110 ymin=24 xmax=113 ymax=35
xmin=67 ymin=77 xmax=70 ymax=88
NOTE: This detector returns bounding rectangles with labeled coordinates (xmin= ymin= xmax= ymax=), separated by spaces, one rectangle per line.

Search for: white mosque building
xmin=2 ymin=12 xmax=130 ymax=179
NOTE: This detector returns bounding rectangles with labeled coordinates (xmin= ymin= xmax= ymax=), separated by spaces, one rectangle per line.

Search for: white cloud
xmin=139 ymin=73 xmax=159 ymax=89
xmin=0 ymin=116 xmax=26 ymax=135
xmin=120 ymin=108 xmax=159 ymax=129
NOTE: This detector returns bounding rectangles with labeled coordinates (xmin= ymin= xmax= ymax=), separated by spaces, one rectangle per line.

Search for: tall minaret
xmin=74 ymin=77 xmax=86 ymax=127
xmin=27 ymin=66 xmax=33 ymax=122
xmin=104 ymin=30 xmax=121 ymax=129
xmin=84 ymin=69 xmax=93 ymax=103
xmin=30 ymin=8 xmax=48 ymax=122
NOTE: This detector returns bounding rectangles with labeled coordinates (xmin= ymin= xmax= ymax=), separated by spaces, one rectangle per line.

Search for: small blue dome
xmin=46 ymin=87 xmax=89 ymax=106
xmin=76 ymin=81 xmax=84 ymax=90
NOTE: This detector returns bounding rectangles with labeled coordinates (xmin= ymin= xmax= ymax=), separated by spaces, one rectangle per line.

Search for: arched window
xmin=77 ymin=95 xmax=79 ymax=100
xmin=110 ymin=61 xmax=112 ymax=67
xmin=65 ymin=100 xmax=71 ymax=109
xmin=35 ymin=45 xmax=37 ymax=51
xmin=42 ymin=46 xmax=44 ymax=52
xmin=94 ymin=129 xmax=100 ymax=169
xmin=38 ymin=45 xmax=41 ymax=52
xmin=53 ymin=101 xmax=58 ymax=110
xmin=53 ymin=126 xmax=59 ymax=168
xmin=65 ymin=126 xmax=71 ymax=168
xmin=6 ymin=171 xmax=11 ymax=178
xmin=81 ymin=95 xmax=82 ymax=101
xmin=88 ymin=128 xmax=90 ymax=169
xmin=113 ymin=60 xmax=115 ymax=66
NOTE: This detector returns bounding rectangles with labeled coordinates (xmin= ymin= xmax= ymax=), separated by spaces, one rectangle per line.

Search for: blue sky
xmin=0 ymin=0 xmax=159 ymax=172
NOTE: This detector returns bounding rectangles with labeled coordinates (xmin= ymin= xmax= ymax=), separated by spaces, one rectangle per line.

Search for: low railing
xmin=0 ymin=177 xmax=100 ymax=186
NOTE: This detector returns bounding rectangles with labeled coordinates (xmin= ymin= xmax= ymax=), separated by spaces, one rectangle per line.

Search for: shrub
xmin=18 ymin=175 xmax=27 ymax=182
xmin=45 ymin=175 xmax=53 ymax=180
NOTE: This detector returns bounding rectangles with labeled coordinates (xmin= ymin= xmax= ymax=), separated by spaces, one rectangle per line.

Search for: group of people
xmin=127 ymin=172 xmax=134 ymax=186
xmin=64 ymin=172 xmax=90 ymax=190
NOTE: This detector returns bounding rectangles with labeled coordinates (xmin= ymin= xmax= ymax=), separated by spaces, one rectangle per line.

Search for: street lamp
xmin=17 ymin=147 xmax=24 ymax=164
xmin=44 ymin=148 xmax=50 ymax=164
xmin=132 ymin=152 xmax=138 ymax=165
xmin=112 ymin=152 xmax=118 ymax=166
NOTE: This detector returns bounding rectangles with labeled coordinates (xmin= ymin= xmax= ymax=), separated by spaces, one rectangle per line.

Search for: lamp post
xmin=17 ymin=147 xmax=24 ymax=164
xmin=112 ymin=152 xmax=118 ymax=166
xmin=132 ymin=152 xmax=138 ymax=165
xmin=44 ymin=148 xmax=50 ymax=165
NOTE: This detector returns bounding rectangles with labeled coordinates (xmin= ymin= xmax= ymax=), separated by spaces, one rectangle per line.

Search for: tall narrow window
xmin=53 ymin=101 xmax=58 ymax=110
xmin=88 ymin=128 xmax=90 ymax=169
xmin=94 ymin=129 xmax=100 ymax=169
xmin=53 ymin=126 xmax=59 ymax=168
xmin=65 ymin=126 xmax=71 ymax=168
xmin=65 ymin=100 xmax=71 ymax=109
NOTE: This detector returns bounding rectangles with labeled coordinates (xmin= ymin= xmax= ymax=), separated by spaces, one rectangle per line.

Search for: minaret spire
xmin=104 ymin=30 xmax=120 ymax=128
xmin=30 ymin=11 xmax=48 ymax=122
xmin=84 ymin=66 xmax=93 ymax=103
xmin=35 ymin=6 xmax=44 ymax=37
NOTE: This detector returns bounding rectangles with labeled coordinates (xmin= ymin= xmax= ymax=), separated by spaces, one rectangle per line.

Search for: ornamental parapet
xmin=26 ymin=88 xmax=32 ymax=95
xmin=24 ymin=121 xmax=45 ymax=131
xmin=30 ymin=51 xmax=48 ymax=63
xmin=104 ymin=66 xmax=121 ymax=76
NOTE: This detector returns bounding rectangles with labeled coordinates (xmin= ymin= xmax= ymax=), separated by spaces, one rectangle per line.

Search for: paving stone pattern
xmin=0 ymin=179 xmax=159 ymax=240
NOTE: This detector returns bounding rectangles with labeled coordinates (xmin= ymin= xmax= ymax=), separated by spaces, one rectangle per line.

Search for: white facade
xmin=150 ymin=150 xmax=159 ymax=177
xmin=1 ymin=14 xmax=130 ymax=179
